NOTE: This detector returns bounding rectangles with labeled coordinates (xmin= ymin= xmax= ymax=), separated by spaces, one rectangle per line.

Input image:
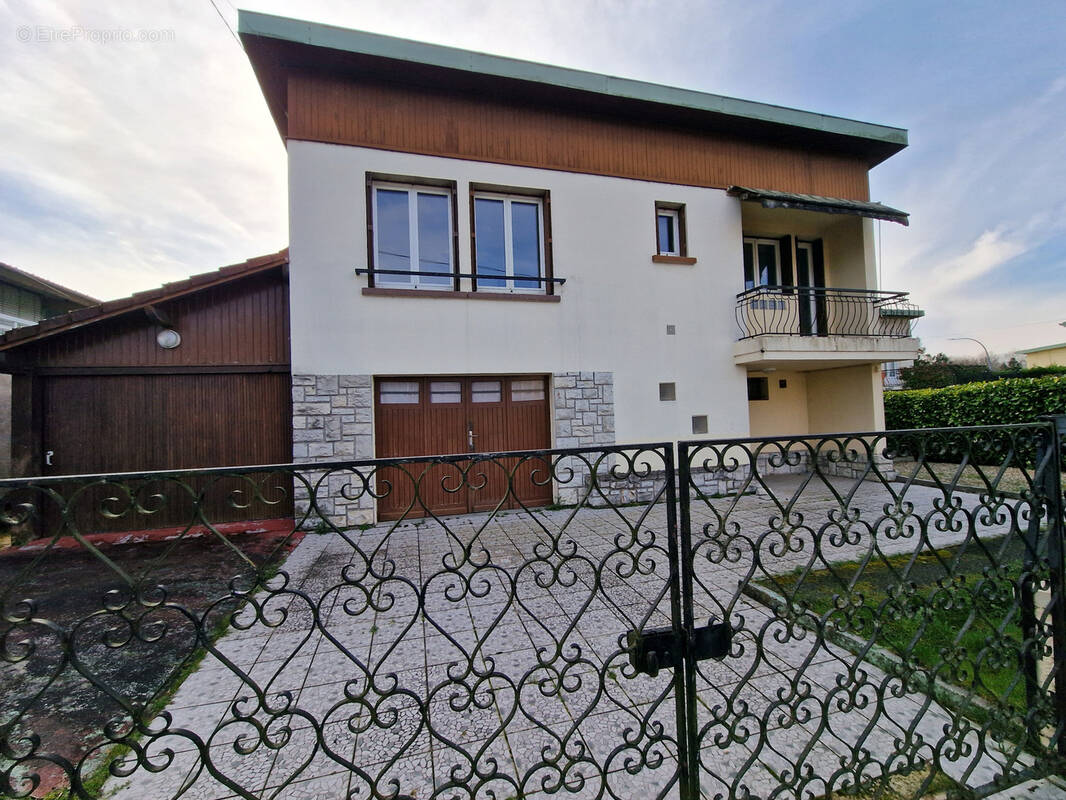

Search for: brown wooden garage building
xmin=0 ymin=251 xmax=293 ymax=528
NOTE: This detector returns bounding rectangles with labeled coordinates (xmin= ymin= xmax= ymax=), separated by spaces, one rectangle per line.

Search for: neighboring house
xmin=0 ymin=263 xmax=97 ymax=476
xmin=1018 ymin=342 xmax=1066 ymax=368
xmin=237 ymin=12 xmax=922 ymax=523
xmin=0 ymin=251 xmax=291 ymax=512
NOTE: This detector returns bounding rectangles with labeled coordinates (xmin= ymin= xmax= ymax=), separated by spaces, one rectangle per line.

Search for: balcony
xmin=733 ymin=286 xmax=923 ymax=370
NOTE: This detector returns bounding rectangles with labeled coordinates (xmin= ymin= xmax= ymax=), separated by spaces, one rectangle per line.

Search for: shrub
xmin=884 ymin=376 xmax=1066 ymax=465
xmin=885 ymin=376 xmax=1066 ymax=430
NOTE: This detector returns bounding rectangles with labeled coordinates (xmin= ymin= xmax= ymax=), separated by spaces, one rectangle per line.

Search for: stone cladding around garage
xmin=289 ymin=371 xmax=894 ymax=522
xmin=291 ymin=374 xmax=375 ymax=528
xmin=552 ymin=372 xmax=616 ymax=505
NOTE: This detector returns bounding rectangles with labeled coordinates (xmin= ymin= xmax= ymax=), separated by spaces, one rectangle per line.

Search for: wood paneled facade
xmin=286 ymin=73 xmax=872 ymax=201
xmin=1 ymin=260 xmax=293 ymax=530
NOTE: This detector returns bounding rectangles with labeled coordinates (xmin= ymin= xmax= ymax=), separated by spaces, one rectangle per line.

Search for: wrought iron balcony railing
xmin=735 ymin=285 xmax=923 ymax=340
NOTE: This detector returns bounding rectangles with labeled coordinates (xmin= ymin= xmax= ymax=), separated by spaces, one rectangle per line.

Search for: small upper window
xmin=473 ymin=192 xmax=547 ymax=293
xmin=654 ymin=202 xmax=689 ymax=259
xmin=656 ymin=208 xmax=681 ymax=256
xmin=372 ymin=182 xmax=454 ymax=289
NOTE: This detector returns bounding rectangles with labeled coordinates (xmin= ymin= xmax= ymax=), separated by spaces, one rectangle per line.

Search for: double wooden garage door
xmin=375 ymin=375 xmax=553 ymax=520
xmin=39 ymin=373 xmax=293 ymax=531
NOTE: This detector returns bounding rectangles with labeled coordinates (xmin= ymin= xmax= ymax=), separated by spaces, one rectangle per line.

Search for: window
xmin=511 ymin=379 xmax=545 ymax=402
xmin=379 ymin=380 xmax=420 ymax=404
xmin=742 ymin=237 xmax=781 ymax=290
xmin=473 ymin=192 xmax=547 ymax=293
xmin=372 ymin=182 xmax=455 ymax=289
xmin=430 ymin=381 xmax=462 ymax=404
xmin=657 ymin=208 xmax=681 ymax=256
xmin=471 ymin=380 xmax=502 ymax=403
xmin=691 ymin=415 xmax=709 ymax=435
xmin=658 ymin=382 xmax=676 ymax=402
xmin=746 ymin=377 xmax=769 ymax=401
xmin=654 ymin=203 xmax=694 ymax=263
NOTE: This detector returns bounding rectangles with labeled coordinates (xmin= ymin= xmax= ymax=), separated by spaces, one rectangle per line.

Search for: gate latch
xmin=627 ymin=620 xmax=732 ymax=677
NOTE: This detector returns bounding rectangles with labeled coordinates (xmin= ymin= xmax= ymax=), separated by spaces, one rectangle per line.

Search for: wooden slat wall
xmin=15 ymin=271 xmax=289 ymax=369
xmin=43 ymin=373 xmax=293 ymax=472
xmin=288 ymin=75 xmax=871 ymax=201
xmin=39 ymin=373 xmax=294 ymax=531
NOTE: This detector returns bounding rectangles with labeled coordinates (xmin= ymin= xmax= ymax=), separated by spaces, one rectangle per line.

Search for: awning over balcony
xmin=727 ymin=186 xmax=909 ymax=226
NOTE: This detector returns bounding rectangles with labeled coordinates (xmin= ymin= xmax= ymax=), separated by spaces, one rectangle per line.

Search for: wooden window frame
xmin=652 ymin=202 xmax=696 ymax=264
xmin=470 ymin=184 xmax=555 ymax=295
xmin=365 ymin=173 xmax=460 ymax=291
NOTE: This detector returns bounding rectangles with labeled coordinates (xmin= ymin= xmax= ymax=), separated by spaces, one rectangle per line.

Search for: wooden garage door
xmin=375 ymin=376 xmax=552 ymax=520
xmin=40 ymin=373 xmax=293 ymax=531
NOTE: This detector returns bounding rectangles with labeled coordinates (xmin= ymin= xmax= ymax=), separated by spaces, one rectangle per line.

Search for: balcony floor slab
xmin=733 ymin=334 xmax=920 ymax=371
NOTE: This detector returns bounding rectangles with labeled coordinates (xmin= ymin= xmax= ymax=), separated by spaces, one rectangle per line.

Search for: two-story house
xmin=238 ymin=12 xmax=921 ymax=523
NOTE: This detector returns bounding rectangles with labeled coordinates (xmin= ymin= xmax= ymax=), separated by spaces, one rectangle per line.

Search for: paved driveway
xmin=106 ymin=475 xmax=1030 ymax=799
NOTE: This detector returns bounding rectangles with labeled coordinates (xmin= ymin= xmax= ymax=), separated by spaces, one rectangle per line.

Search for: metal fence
xmin=735 ymin=286 xmax=922 ymax=339
xmin=1 ymin=422 xmax=1063 ymax=799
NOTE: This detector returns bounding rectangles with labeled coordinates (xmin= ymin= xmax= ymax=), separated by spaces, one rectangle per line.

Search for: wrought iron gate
xmin=1 ymin=421 xmax=1065 ymax=799
xmin=676 ymin=419 xmax=1066 ymax=799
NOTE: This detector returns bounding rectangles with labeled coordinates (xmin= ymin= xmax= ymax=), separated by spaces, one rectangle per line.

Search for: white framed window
xmin=372 ymin=182 xmax=454 ymax=289
xmin=473 ymin=193 xmax=546 ymax=293
xmin=742 ymin=237 xmax=781 ymax=290
xmin=656 ymin=208 xmax=681 ymax=256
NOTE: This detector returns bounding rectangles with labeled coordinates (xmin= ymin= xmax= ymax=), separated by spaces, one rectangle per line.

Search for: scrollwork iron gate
xmin=1 ymin=422 xmax=1065 ymax=799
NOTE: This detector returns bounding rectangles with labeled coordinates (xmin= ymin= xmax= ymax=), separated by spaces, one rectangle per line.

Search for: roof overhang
xmin=0 ymin=263 xmax=98 ymax=307
xmin=0 ymin=250 xmax=288 ymax=353
xmin=728 ymin=186 xmax=910 ymax=226
xmin=238 ymin=11 xmax=908 ymax=168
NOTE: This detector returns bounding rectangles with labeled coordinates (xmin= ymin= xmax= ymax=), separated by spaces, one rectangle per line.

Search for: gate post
xmin=674 ymin=442 xmax=700 ymax=799
xmin=1038 ymin=415 xmax=1066 ymax=755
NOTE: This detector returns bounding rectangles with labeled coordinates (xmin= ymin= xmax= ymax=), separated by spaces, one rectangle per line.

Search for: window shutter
xmin=543 ymin=190 xmax=554 ymax=295
xmin=365 ymin=176 xmax=375 ymax=288
xmin=779 ymin=235 xmax=794 ymax=292
xmin=812 ymin=239 xmax=828 ymax=335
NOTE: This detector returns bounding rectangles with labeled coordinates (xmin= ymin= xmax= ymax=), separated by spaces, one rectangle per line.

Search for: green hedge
xmin=885 ymin=375 xmax=1066 ymax=430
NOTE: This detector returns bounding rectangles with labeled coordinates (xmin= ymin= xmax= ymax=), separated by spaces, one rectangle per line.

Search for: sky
xmin=2 ymin=0 xmax=1064 ymax=360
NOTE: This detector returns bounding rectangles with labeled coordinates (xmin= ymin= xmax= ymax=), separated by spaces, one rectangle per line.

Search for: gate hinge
xmin=627 ymin=620 xmax=732 ymax=677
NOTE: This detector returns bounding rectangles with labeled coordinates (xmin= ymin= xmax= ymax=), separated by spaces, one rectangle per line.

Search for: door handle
xmin=45 ymin=450 xmax=54 ymax=467
xmin=468 ymin=423 xmax=477 ymax=451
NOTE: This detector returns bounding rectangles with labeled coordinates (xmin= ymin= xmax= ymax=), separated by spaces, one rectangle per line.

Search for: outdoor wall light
xmin=156 ymin=328 xmax=182 ymax=349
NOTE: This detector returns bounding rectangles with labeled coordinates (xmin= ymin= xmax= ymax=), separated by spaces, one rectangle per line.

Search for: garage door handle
xmin=45 ymin=450 xmax=54 ymax=467
xmin=468 ymin=424 xmax=477 ymax=451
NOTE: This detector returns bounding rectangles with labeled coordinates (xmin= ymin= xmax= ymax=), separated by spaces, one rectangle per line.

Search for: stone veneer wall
xmin=291 ymin=374 xmax=375 ymax=527
xmin=552 ymin=372 xmax=616 ymax=505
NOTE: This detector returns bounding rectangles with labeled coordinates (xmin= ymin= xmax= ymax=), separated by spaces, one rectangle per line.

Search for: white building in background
xmin=239 ymin=11 xmax=922 ymax=521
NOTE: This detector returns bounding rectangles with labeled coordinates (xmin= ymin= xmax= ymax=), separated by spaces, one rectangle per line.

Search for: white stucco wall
xmin=288 ymin=141 xmax=751 ymax=445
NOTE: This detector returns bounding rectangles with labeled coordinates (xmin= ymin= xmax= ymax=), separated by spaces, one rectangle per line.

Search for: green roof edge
xmin=237 ymin=10 xmax=908 ymax=149
xmin=1018 ymin=342 xmax=1066 ymax=354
